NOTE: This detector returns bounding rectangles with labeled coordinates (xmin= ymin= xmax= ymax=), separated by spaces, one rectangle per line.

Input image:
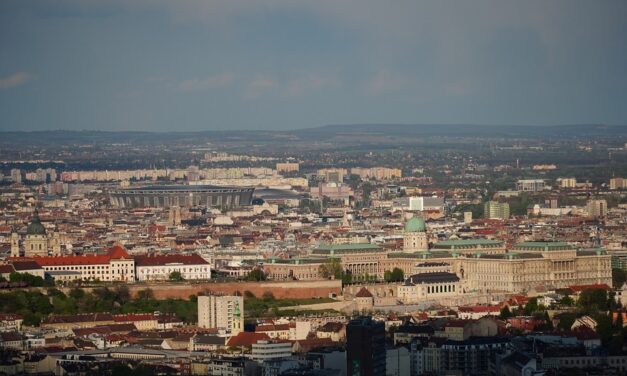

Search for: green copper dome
xmin=26 ymin=212 xmax=46 ymax=235
xmin=405 ymin=217 xmax=426 ymax=232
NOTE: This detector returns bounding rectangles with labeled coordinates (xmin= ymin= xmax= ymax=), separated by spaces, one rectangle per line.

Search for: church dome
xmin=26 ymin=212 xmax=46 ymax=235
xmin=405 ymin=217 xmax=426 ymax=233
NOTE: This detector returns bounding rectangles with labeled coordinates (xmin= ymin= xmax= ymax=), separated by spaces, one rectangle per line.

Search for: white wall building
xmin=134 ymin=254 xmax=211 ymax=281
xmin=197 ymin=295 xmax=244 ymax=335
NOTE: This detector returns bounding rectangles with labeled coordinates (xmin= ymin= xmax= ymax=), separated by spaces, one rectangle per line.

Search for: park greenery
xmin=0 ymin=286 xmax=197 ymax=326
xmin=0 ymin=286 xmax=337 ymax=326
xmin=244 ymin=269 xmax=267 ymax=282
xmin=384 ymin=268 xmax=405 ymax=283
xmin=497 ymin=288 xmax=627 ymax=354
xmin=168 ymin=271 xmax=184 ymax=281
xmin=7 ymin=272 xmax=53 ymax=287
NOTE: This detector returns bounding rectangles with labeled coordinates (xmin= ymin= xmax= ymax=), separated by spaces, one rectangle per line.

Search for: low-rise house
xmin=315 ymin=322 xmax=345 ymax=342
xmin=134 ymin=253 xmax=211 ymax=281
xmin=189 ymin=334 xmax=226 ymax=352
xmin=0 ymin=332 xmax=24 ymax=350
xmin=0 ymin=313 xmax=23 ymax=332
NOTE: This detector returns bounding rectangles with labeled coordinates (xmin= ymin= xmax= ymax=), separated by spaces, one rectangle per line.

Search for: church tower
xmin=231 ymin=299 xmax=243 ymax=336
xmin=23 ymin=211 xmax=48 ymax=257
xmin=50 ymin=232 xmax=61 ymax=256
xmin=10 ymin=232 xmax=20 ymax=257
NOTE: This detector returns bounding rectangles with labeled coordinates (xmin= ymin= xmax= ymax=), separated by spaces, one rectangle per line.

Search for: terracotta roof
xmin=318 ymin=322 xmax=344 ymax=333
xmin=355 ymin=287 xmax=373 ymax=298
xmin=0 ymin=265 xmax=15 ymax=273
xmin=0 ymin=313 xmax=22 ymax=321
xmin=114 ymin=313 xmax=157 ymax=322
xmin=569 ymin=283 xmax=611 ymax=292
xmin=29 ymin=254 xmax=110 ymax=266
xmin=444 ymin=319 xmax=473 ymax=328
xmin=0 ymin=332 xmax=23 ymax=342
xmin=73 ymin=327 xmax=111 ymax=337
xmin=134 ymin=253 xmax=209 ymax=267
xmin=256 ymin=324 xmax=290 ymax=332
xmin=293 ymin=338 xmax=335 ymax=353
xmin=459 ymin=305 xmax=500 ymax=313
xmin=11 ymin=260 xmax=43 ymax=271
xmin=226 ymin=332 xmax=270 ymax=347
xmin=42 ymin=313 xmax=114 ymax=324
xmin=108 ymin=245 xmax=131 ymax=260
xmin=20 ymin=246 xmax=131 ymax=266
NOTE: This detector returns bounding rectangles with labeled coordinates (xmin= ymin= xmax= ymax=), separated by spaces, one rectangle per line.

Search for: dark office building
xmin=346 ymin=316 xmax=386 ymax=376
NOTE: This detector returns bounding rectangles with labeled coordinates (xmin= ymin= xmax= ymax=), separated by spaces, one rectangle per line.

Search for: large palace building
xmin=260 ymin=217 xmax=612 ymax=295
xmin=108 ymin=185 xmax=254 ymax=209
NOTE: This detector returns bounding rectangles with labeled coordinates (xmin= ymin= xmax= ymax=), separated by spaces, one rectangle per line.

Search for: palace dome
xmin=405 ymin=217 xmax=426 ymax=233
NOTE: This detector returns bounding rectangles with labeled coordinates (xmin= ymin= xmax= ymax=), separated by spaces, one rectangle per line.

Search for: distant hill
xmin=0 ymin=124 xmax=625 ymax=145
xmin=293 ymin=123 xmax=627 ymax=139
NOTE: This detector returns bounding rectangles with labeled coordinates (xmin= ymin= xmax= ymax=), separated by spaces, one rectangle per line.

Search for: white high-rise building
xmin=198 ymin=295 xmax=244 ymax=335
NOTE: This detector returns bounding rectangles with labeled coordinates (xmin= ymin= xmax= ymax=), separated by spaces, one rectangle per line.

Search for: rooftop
xmin=432 ymin=239 xmax=503 ymax=249
xmin=313 ymin=243 xmax=382 ymax=255
xmin=404 ymin=272 xmax=460 ymax=285
xmin=513 ymin=241 xmax=574 ymax=251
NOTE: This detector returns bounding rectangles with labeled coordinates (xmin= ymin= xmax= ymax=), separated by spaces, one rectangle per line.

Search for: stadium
xmin=108 ymin=185 xmax=254 ymax=209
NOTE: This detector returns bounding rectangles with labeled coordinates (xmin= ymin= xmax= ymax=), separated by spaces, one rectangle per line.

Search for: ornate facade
xmin=11 ymin=212 xmax=62 ymax=257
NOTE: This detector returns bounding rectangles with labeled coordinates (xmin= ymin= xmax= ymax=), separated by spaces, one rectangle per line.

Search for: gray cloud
xmin=0 ymin=72 xmax=33 ymax=89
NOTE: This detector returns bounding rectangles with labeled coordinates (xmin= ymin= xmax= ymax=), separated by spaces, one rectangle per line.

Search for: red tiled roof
xmin=42 ymin=313 xmax=114 ymax=324
xmin=459 ymin=305 xmax=500 ymax=313
xmin=114 ymin=313 xmax=157 ymax=322
xmin=444 ymin=319 xmax=472 ymax=328
xmin=226 ymin=332 xmax=270 ymax=347
xmin=108 ymin=245 xmax=131 ymax=260
xmin=293 ymin=337 xmax=335 ymax=353
xmin=355 ymin=287 xmax=373 ymax=298
xmin=0 ymin=313 xmax=22 ymax=321
xmin=18 ymin=246 xmax=131 ymax=266
xmin=256 ymin=324 xmax=290 ymax=332
xmin=28 ymin=254 xmax=111 ymax=266
xmin=0 ymin=265 xmax=15 ymax=273
xmin=569 ymin=284 xmax=611 ymax=293
xmin=73 ymin=327 xmax=111 ymax=337
xmin=11 ymin=260 xmax=43 ymax=271
xmin=134 ymin=253 xmax=209 ymax=267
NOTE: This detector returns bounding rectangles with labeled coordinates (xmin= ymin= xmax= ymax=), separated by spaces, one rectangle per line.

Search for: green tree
xmin=169 ymin=271 xmax=184 ymax=281
xmin=557 ymin=312 xmax=577 ymax=330
xmin=9 ymin=272 xmax=48 ymax=287
xmin=615 ymin=311 xmax=623 ymax=330
xmin=319 ymin=258 xmax=343 ymax=280
xmin=499 ymin=306 xmax=514 ymax=319
xmin=69 ymin=288 xmax=85 ymax=300
xmin=613 ymin=268 xmax=627 ymax=289
xmin=524 ymin=297 xmax=539 ymax=315
xmin=246 ymin=269 xmax=267 ymax=281
xmin=262 ymin=291 xmax=275 ymax=301
xmin=560 ymin=295 xmax=574 ymax=307
xmin=115 ymin=285 xmax=131 ymax=305
xmin=390 ymin=268 xmax=404 ymax=282
xmin=536 ymin=311 xmax=554 ymax=331
xmin=596 ymin=314 xmax=614 ymax=343
xmin=341 ymin=272 xmax=353 ymax=284
xmin=578 ymin=288 xmax=608 ymax=312
xmin=136 ymin=288 xmax=154 ymax=300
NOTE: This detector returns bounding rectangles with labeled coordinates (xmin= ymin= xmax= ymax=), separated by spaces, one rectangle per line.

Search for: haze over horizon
xmin=1 ymin=0 xmax=626 ymax=132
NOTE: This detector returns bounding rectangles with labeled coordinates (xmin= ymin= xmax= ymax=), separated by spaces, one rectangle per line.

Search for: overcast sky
xmin=1 ymin=0 xmax=626 ymax=131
